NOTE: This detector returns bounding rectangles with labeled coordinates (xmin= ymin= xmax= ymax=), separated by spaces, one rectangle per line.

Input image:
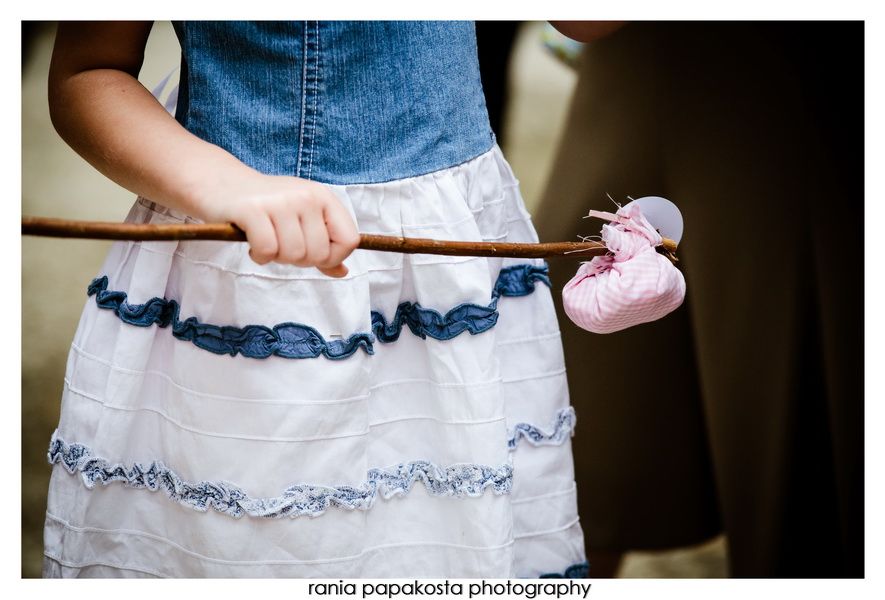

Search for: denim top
xmin=171 ymin=21 xmax=495 ymax=185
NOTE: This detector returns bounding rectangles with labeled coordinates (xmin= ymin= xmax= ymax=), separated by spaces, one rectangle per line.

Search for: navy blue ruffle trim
xmin=87 ymin=264 xmax=550 ymax=359
xmin=371 ymin=264 xmax=551 ymax=342
xmin=87 ymin=277 xmax=373 ymax=360
xmin=539 ymin=562 xmax=590 ymax=578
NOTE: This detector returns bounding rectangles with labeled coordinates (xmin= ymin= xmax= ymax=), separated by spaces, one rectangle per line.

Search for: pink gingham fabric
xmin=562 ymin=204 xmax=686 ymax=334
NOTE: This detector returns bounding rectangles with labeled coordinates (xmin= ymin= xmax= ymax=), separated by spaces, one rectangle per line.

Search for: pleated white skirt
xmin=42 ymin=145 xmax=587 ymax=578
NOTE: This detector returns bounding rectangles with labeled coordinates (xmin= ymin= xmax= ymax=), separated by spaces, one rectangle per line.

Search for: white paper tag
xmin=624 ymin=196 xmax=684 ymax=244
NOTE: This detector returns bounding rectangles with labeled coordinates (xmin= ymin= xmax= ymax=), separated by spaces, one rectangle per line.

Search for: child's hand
xmin=47 ymin=20 xmax=358 ymax=278
xmin=201 ymin=173 xmax=360 ymax=278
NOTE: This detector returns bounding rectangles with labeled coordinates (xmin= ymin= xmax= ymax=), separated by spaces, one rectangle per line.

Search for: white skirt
xmin=42 ymin=145 xmax=587 ymax=578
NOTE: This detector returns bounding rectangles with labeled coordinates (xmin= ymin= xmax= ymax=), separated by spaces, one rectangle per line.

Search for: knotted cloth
xmin=562 ymin=204 xmax=686 ymax=334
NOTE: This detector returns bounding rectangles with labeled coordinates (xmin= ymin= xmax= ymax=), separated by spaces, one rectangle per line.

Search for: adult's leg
xmin=535 ymin=23 xmax=722 ymax=570
xmin=656 ymin=22 xmax=863 ymax=577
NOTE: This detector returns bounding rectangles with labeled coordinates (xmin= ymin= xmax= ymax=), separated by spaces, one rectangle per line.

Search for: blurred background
xmin=22 ymin=21 xmax=862 ymax=578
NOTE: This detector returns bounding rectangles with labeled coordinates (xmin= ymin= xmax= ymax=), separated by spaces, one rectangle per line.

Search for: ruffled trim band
xmin=86 ymin=277 xmax=373 ymax=360
xmin=48 ymin=431 xmax=512 ymax=519
xmin=371 ymin=264 xmax=551 ymax=342
xmin=539 ymin=562 xmax=590 ymax=578
xmin=86 ymin=263 xmax=551 ymax=359
xmin=507 ymin=407 xmax=576 ymax=451
xmin=47 ymin=405 xmax=577 ymax=520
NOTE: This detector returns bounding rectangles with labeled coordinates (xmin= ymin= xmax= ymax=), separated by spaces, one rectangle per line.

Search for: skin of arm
xmin=549 ymin=21 xmax=626 ymax=43
xmin=48 ymin=21 xmax=359 ymax=276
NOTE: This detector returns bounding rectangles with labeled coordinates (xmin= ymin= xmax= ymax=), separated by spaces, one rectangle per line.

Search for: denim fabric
xmin=371 ymin=264 xmax=552 ymax=343
xmin=86 ymin=276 xmax=375 ymax=360
xmin=172 ymin=21 xmax=494 ymax=184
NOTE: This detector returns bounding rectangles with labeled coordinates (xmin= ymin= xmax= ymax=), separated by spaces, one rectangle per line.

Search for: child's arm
xmin=549 ymin=21 xmax=625 ymax=43
xmin=49 ymin=21 xmax=358 ymax=277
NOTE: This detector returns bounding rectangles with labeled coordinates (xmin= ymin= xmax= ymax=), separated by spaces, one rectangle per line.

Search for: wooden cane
xmin=21 ymin=216 xmax=679 ymax=260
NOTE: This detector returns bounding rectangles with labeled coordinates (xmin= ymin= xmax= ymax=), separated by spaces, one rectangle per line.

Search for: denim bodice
xmin=171 ymin=21 xmax=495 ymax=185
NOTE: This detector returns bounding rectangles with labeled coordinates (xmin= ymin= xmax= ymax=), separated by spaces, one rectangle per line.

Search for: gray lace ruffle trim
xmin=47 ymin=408 xmax=576 ymax=519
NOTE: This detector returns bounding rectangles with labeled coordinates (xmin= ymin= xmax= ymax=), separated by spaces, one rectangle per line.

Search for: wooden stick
xmin=21 ymin=216 xmax=679 ymax=259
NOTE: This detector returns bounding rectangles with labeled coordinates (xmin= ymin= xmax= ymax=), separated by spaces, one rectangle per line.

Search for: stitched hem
xmin=503 ymin=367 xmax=567 ymax=384
xmin=69 ymin=341 xmax=508 ymax=401
xmin=511 ymin=483 xmax=577 ymax=505
xmin=43 ymin=552 xmax=166 ymax=578
xmin=62 ymin=384 xmax=371 ymax=443
xmin=496 ymin=331 xmax=563 ymax=346
xmin=64 ymin=381 xmax=509 ymax=442
xmin=513 ymin=517 xmax=582 ymax=540
xmin=45 ymin=511 xmax=515 ymax=566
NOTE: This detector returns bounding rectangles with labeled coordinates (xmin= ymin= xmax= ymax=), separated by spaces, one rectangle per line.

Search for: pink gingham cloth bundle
xmin=562 ymin=203 xmax=686 ymax=334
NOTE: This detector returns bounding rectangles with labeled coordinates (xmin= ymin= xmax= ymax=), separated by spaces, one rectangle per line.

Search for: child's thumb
xmin=319 ymin=264 xmax=349 ymax=278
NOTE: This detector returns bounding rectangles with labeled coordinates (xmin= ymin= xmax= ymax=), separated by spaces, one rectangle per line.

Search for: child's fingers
xmin=269 ymin=207 xmax=306 ymax=265
xmin=298 ymin=208 xmax=332 ymax=268
xmin=320 ymin=190 xmax=360 ymax=270
xmin=240 ymin=210 xmax=278 ymax=265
